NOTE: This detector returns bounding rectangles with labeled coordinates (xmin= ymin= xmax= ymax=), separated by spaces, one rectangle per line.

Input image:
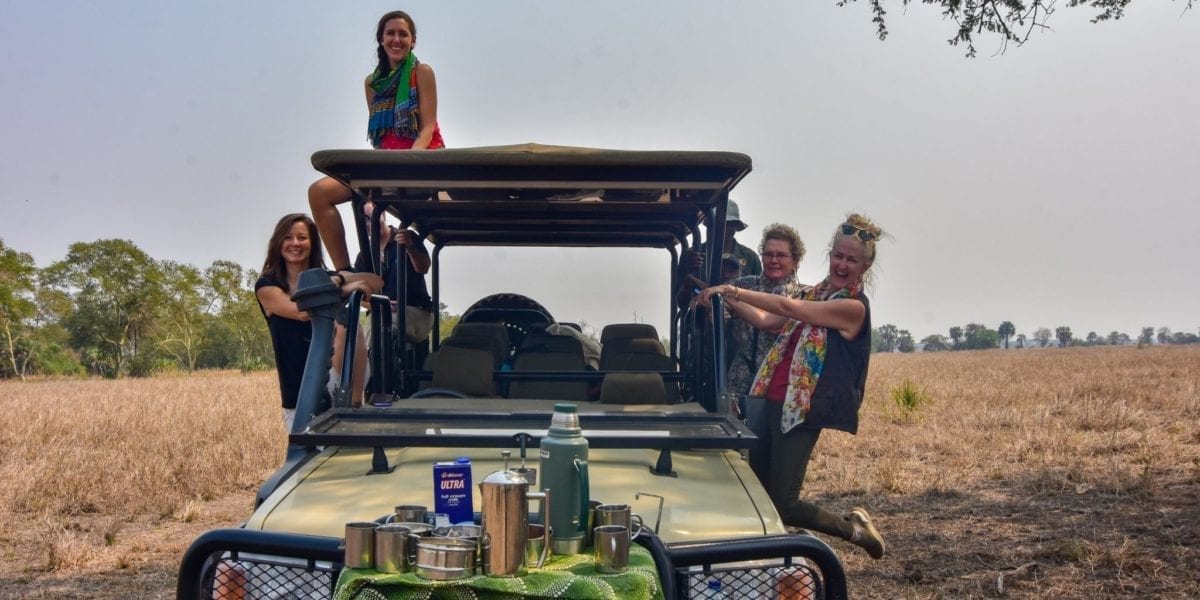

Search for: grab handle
xmin=574 ymin=458 xmax=590 ymax=536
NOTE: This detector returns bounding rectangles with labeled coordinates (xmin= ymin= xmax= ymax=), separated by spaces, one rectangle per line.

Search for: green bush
xmin=890 ymin=378 xmax=930 ymax=420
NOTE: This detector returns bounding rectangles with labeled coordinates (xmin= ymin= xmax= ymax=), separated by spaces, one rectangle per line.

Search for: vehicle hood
xmin=246 ymin=446 xmax=783 ymax=543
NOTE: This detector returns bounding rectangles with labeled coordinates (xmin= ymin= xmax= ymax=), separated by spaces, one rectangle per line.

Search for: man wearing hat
xmin=676 ymin=199 xmax=762 ymax=307
xmin=721 ymin=200 xmax=763 ymax=278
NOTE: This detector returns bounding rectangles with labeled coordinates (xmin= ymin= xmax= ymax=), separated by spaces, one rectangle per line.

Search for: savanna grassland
xmin=0 ymin=347 xmax=1197 ymax=599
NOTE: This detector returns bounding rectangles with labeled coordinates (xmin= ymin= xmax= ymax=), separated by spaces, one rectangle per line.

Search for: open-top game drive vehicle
xmin=177 ymin=144 xmax=848 ymax=599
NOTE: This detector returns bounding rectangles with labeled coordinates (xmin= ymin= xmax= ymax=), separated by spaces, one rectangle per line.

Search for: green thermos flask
xmin=539 ymin=403 xmax=590 ymax=555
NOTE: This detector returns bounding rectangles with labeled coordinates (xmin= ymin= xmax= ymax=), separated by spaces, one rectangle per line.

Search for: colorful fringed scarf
xmin=748 ymin=278 xmax=862 ymax=434
xmin=367 ymin=52 xmax=420 ymax=148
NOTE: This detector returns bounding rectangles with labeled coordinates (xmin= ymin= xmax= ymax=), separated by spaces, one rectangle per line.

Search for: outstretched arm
xmin=700 ymin=284 xmax=867 ymax=340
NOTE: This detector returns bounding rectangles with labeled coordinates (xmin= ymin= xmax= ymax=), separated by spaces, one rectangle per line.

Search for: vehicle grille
xmin=201 ymin=552 xmax=338 ymax=600
xmin=683 ymin=562 xmax=822 ymax=599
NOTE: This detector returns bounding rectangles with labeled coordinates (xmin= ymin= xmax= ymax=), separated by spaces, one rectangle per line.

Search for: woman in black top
xmin=353 ymin=201 xmax=434 ymax=344
xmin=255 ymin=214 xmax=380 ymax=431
xmin=700 ymin=214 xmax=887 ymax=560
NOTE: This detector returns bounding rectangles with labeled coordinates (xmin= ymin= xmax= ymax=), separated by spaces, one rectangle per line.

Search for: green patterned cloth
xmin=334 ymin=545 xmax=663 ymax=600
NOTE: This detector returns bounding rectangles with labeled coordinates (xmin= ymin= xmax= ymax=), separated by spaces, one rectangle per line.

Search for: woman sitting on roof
xmin=310 ymin=10 xmax=446 ymax=275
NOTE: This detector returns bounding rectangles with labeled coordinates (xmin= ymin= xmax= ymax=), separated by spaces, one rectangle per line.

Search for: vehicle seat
xmin=599 ymin=372 xmax=668 ymax=405
xmin=600 ymin=337 xmax=667 ymax=370
xmin=440 ymin=333 xmax=509 ymax=368
xmin=599 ymin=337 xmax=680 ymax=404
xmin=599 ymin=323 xmax=659 ymax=344
xmin=508 ymin=334 xmax=589 ymax=401
xmin=451 ymin=322 xmax=513 ymax=365
xmin=428 ymin=345 xmax=495 ymax=397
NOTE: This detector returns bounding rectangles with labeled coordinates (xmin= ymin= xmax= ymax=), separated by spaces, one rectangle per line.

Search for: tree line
xmin=1 ymin=238 xmax=275 ymax=380
xmin=6 ymin=237 xmax=1197 ymax=378
xmin=872 ymin=321 xmax=1200 ymax=353
xmin=1 ymin=237 xmax=469 ymax=381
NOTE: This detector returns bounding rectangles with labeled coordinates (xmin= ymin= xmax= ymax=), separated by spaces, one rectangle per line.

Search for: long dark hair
xmin=374 ymin=10 xmax=417 ymax=77
xmin=260 ymin=213 xmax=325 ymax=292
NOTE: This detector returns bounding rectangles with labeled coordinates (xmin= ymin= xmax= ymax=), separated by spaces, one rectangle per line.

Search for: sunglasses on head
xmin=840 ymin=223 xmax=877 ymax=242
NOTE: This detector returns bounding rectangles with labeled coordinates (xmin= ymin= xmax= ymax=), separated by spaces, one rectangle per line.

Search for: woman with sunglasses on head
xmin=309 ymin=10 xmax=446 ymax=275
xmin=699 ymin=213 xmax=887 ymax=560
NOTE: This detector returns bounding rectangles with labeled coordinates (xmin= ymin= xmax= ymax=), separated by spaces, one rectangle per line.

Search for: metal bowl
xmin=394 ymin=522 xmax=434 ymax=536
xmin=415 ymin=538 xmax=477 ymax=580
xmin=431 ymin=524 xmax=482 ymax=541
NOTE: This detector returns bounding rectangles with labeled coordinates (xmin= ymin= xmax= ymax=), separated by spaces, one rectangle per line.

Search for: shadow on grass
xmin=807 ymin=476 xmax=1200 ymax=599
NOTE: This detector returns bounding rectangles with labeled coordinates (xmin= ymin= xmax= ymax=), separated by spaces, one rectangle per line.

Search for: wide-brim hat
xmin=726 ymin=199 xmax=748 ymax=232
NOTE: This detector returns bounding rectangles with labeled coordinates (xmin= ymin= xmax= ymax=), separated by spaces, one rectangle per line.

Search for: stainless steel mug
xmin=593 ymin=525 xmax=629 ymax=574
xmin=394 ymin=504 xmax=428 ymax=524
xmin=584 ymin=499 xmax=603 ymax=547
xmin=374 ymin=524 xmax=420 ymax=573
xmin=343 ymin=522 xmax=379 ymax=569
xmin=595 ymin=504 xmax=644 ymax=540
xmin=525 ymin=524 xmax=548 ymax=568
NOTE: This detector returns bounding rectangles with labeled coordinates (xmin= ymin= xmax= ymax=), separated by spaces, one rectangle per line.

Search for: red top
xmin=765 ymin=326 xmax=804 ymax=403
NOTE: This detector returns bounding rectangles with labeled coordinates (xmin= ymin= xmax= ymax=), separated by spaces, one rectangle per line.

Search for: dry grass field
xmin=0 ymin=346 xmax=1197 ymax=599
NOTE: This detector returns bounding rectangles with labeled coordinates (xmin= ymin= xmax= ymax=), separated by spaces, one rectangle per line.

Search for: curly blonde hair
xmin=759 ymin=223 xmax=805 ymax=265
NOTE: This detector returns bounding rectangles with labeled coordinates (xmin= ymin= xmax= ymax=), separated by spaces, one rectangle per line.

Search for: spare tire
xmin=463 ymin=293 xmax=555 ymax=322
xmin=460 ymin=293 xmax=555 ymax=351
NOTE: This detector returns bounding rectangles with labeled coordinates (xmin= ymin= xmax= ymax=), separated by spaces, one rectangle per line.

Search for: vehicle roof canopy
xmin=312 ymin=143 xmax=752 ymax=248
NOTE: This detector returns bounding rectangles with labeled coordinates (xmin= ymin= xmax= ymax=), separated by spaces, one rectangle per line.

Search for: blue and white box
xmin=433 ymin=456 xmax=474 ymax=524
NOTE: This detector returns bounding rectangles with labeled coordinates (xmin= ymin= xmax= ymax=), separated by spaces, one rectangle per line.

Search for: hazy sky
xmin=2 ymin=1 xmax=1197 ymax=341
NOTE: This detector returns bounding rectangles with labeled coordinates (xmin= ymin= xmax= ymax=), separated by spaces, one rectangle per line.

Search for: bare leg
xmin=331 ymin=323 xmax=369 ymax=407
xmin=308 ymin=176 xmax=354 ymax=270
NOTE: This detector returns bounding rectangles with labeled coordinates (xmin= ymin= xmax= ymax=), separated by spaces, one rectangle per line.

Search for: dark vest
xmin=802 ymin=294 xmax=871 ymax=434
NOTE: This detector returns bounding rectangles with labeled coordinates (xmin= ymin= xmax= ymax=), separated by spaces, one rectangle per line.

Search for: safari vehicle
xmin=177 ymin=144 xmax=848 ymax=599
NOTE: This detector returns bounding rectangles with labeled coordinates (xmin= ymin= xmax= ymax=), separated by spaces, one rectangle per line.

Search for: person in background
xmin=699 ymin=213 xmax=887 ymax=560
xmin=354 ymin=201 xmax=434 ymax=362
xmin=255 ymin=214 xmax=382 ymax=431
xmin=310 ymin=10 xmax=446 ymax=274
xmin=725 ymin=224 xmax=807 ymax=420
xmin=677 ymin=199 xmax=761 ymax=307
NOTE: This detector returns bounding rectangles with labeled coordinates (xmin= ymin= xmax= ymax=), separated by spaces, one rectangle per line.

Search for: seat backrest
xmin=429 ymin=345 xmax=495 ymax=397
xmin=520 ymin=333 xmax=586 ymax=355
xmin=451 ymin=322 xmax=512 ymax=360
xmin=509 ymin=334 xmax=589 ymax=401
xmin=599 ymin=338 xmax=679 ymax=403
xmin=600 ymin=323 xmax=659 ymax=344
xmin=441 ymin=334 xmax=508 ymax=368
xmin=599 ymin=337 xmax=666 ymax=370
xmin=599 ymin=372 xmax=668 ymax=405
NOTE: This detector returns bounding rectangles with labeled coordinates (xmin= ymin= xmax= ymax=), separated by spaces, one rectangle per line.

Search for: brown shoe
xmin=847 ymin=507 xmax=886 ymax=560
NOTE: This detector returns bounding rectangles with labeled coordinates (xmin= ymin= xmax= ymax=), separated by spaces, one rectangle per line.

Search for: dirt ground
xmin=0 ymin=493 xmax=256 ymax=600
xmin=1 ymin=347 xmax=1197 ymax=599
